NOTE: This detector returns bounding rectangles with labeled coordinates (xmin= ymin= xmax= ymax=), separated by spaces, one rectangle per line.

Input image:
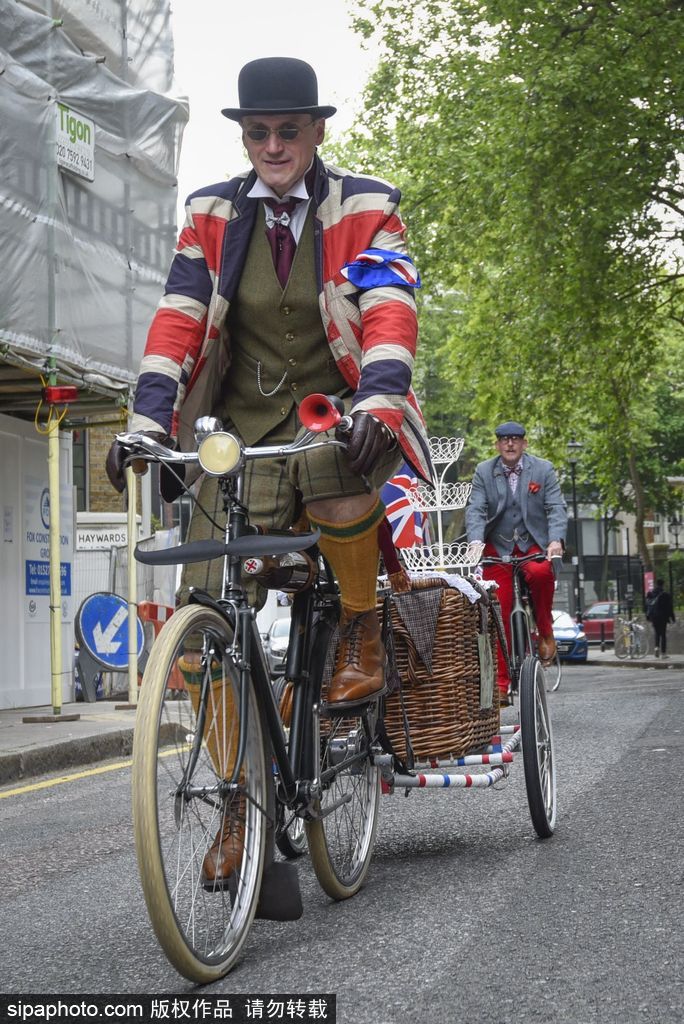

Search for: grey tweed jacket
xmin=465 ymin=452 xmax=567 ymax=552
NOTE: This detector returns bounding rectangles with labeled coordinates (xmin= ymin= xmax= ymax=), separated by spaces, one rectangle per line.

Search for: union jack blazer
xmin=131 ymin=155 xmax=434 ymax=483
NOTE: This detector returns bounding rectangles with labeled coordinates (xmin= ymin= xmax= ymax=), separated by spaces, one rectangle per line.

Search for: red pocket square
xmin=528 ymin=481 xmax=541 ymax=494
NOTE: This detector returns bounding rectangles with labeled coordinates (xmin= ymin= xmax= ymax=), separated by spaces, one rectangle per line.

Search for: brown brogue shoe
xmin=498 ymin=684 xmax=513 ymax=708
xmin=538 ymin=634 xmax=557 ymax=666
xmin=202 ymin=795 xmax=246 ymax=890
xmin=326 ymin=608 xmax=387 ymax=708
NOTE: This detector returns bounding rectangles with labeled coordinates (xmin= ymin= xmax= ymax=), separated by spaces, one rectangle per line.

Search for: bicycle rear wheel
xmin=271 ymin=676 xmax=307 ymax=859
xmin=132 ymin=605 xmax=269 ymax=983
xmin=544 ymin=650 xmax=562 ymax=692
xmin=306 ymin=704 xmax=380 ymax=899
xmin=614 ymin=631 xmax=630 ymax=659
xmin=276 ymin=806 xmax=308 ymax=858
xmin=520 ymin=656 xmax=556 ymax=837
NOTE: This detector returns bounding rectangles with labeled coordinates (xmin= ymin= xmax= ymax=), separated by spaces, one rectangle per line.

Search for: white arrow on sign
xmin=93 ymin=605 xmax=128 ymax=654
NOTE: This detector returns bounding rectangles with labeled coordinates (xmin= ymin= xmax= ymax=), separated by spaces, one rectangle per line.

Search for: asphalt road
xmin=2 ymin=662 xmax=683 ymax=1024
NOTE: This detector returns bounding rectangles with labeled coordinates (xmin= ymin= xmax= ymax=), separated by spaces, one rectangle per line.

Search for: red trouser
xmin=482 ymin=542 xmax=555 ymax=693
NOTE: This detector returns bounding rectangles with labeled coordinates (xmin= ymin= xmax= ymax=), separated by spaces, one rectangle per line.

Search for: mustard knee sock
xmin=308 ymin=498 xmax=385 ymax=612
xmin=180 ymin=656 xmax=240 ymax=780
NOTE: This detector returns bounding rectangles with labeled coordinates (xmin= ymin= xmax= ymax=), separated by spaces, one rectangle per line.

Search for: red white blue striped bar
xmin=392 ymin=768 xmax=505 ymax=788
xmin=389 ymin=725 xmax=521 ymax=789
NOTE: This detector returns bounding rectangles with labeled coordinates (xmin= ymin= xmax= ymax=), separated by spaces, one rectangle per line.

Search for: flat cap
xmin=495 ymin=420 xmax=526 ymax=437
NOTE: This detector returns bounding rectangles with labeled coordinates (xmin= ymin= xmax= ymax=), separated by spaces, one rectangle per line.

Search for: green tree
xmin=342 ymin=0 xmax=684 ymax=566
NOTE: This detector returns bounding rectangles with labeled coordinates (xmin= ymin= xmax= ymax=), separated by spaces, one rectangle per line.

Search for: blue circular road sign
xmin=75 ymin=592 xmax=144 ymax=670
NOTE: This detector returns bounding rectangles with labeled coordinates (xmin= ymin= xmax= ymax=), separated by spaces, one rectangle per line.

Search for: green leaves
xmin=340 ymin=0 xmax=684 ymax=533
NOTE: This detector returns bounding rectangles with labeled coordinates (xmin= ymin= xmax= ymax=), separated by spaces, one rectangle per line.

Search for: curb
xmin=585 ymin=658 xmax=684 ymax=671
xmin=0 ymin=726 xmax=136 ymax=786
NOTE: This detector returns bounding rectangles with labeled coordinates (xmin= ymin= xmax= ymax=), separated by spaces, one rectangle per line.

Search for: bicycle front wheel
xmin=634 ymin=627 xmax=650 ymax=659
xmin=520 ymin=656 xmax=557 ymax=837
xmin=132 ymin=605 xmax=269 ymax=983
xmin=306 ymin=705 xmax=380 ymax=899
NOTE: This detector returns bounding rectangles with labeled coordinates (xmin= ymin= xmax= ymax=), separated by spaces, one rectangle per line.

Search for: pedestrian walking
xmin=645 ymin=578 xmax=676 ymax=657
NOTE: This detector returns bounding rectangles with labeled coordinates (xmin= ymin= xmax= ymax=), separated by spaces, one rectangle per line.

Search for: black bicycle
xmin=480 ymin=552 xmax=557 ymax=836
xmin=117 ymin=396 xmax=382 ymax=983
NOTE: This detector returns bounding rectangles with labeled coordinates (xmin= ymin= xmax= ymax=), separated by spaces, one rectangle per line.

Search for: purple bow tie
xmin=264 ymin=197 xmax=303 ymax=288
xmin=503 ymin=464 xmax=522 ymax=477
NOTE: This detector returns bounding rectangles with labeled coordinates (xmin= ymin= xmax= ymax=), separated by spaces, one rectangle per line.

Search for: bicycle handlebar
xmin=480 ymin=552 xmax=549 ymax=566
xmin=116 ymin=396 xmax=352 ymax=475
xmin=480 ymin=551 xmax=564 ymax=582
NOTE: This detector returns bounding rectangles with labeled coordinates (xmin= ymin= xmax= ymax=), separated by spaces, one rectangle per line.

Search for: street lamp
xmin=567 ymin=438 xmax=584 ymax=620
xmin=669 ymin=517 xmax=682 ymax=551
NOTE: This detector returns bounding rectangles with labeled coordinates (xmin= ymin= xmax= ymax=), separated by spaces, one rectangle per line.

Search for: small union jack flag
xmin=381 ymin=464 xmax=429 ymax=548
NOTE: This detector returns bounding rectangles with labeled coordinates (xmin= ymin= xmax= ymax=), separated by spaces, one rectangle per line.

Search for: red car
xmin=580 ymin=602 xmax=619 ymax=642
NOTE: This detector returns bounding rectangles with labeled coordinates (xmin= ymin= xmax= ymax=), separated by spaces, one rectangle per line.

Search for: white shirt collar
xmin=247 ymin=174 xmax=310 ymax=203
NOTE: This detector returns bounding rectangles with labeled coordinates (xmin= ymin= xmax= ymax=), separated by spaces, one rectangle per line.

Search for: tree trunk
xmin=627 ymin=452 xmax=652 ymax=571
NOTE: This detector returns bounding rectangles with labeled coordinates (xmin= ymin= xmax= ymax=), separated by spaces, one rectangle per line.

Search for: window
xmin=72 ymin=429 xmax=87 ymax=511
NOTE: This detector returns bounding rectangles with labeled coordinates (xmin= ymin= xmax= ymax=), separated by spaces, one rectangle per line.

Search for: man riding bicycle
xmin=465 ymin=420 xmax=567 ymax=704
xmin=106 ymin=57 xmax=433 ymax=884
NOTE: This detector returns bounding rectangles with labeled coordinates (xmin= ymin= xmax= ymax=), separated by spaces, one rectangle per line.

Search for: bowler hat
xmin=495 ymin=420 xmax=526 ymax=438
xmin=222 ymin=57 xmax=337 ymax=121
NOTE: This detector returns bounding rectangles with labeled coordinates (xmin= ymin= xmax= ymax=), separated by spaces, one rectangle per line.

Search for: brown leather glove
xmin=345 ymin=412 xmax=396 ymax=477
xmin=105 ymin=439 xmax=129 ymax=494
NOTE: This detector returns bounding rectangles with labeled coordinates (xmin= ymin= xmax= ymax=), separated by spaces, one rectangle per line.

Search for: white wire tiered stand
xmin=401 ymin=436 xmax=484 ymax=574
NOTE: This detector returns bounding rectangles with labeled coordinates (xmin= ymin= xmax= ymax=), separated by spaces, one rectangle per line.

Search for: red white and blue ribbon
xmin=341 ymin=248 xmax=421 ymax=289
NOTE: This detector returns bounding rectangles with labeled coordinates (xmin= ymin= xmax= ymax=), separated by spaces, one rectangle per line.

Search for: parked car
xmin=580 ymin=601 xmax=619 ymax=643
xmin=262 ymin=616 xmax=291 ymax=677
xmin=552 ymin=609 xmax=588 ymax=662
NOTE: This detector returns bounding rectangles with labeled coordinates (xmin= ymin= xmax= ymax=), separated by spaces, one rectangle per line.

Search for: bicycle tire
xmin=520 ymin=656 xmax=556 ymax=838
xmin=132 ymin=605 xmax=269 ymax=983
xmin=276 ymin=806 xmax=308 ymax=859
xmin=614 ymin=632 xmax=630 ymax=659
xmin=545 ymin=650 xmax=562 ymax=692
xmin=306 ymin=704 xmax=381 ymax=900
xmin=634 ymin=625 xmax=650 ymax=659
xmin=269 ymin=676 xmax=307 ymax=860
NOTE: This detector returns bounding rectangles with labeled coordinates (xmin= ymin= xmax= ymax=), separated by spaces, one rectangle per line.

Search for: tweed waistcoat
xmin=216 ymin=205 xmax=348 ymax=444
xmin=491 ymin=479 xmax=532 ymax=555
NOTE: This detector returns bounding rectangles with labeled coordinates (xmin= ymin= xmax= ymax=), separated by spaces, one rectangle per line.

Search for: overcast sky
xmin=170 ymin=0 xmax=377 ymax=222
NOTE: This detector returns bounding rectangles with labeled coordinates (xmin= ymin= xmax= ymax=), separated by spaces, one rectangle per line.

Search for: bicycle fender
xmin=135 ymin=530 xmax=321 ymax=566
xmin=185 ymin=589 xmax=236 ymax=623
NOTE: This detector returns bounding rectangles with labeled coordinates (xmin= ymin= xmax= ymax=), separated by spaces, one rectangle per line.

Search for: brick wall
xmin=88 ymin=424 xmax=140 ymax=515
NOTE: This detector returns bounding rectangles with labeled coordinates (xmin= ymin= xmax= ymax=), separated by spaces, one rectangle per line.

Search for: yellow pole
xmin=48 ymin=415 xmax=63 ymax=714
xmin=126 ymin=465 xmax=138 ymax=705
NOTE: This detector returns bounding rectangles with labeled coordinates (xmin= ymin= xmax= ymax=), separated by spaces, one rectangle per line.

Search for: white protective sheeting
xmin=0 ymin=0 xmax=188 ymax=390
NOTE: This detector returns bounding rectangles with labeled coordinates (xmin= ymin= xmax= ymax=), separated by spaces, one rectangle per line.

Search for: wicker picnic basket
xmin=381 ymin=576 xmax=500 ymax=763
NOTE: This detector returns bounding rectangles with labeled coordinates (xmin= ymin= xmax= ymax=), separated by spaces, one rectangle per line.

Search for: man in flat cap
xmin=465 ymin=421 xmax=567 ymax=704
xmin=107 ymin=57 xmax=432 ymax=886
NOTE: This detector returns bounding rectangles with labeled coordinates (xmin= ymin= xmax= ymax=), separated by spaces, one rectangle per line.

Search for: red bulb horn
xmin=298 ymin=393 xmax=344 ymax=433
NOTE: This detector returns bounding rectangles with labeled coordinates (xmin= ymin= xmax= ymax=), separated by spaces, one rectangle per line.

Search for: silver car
xmin=262 ymin=616 xmax=291 ymax=678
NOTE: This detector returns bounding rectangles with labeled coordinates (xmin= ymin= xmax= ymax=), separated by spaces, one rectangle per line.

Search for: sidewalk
xmin=1 ymin=651 xmax=682 ymax=787
xmin=0 ymin=699 xmax=138 ymax=786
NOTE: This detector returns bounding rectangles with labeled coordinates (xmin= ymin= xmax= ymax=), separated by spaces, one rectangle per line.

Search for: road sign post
xmin=75 ymin=593 xmax=145 ymax=702
xmin=126 ymin=465 xmax=139 ymax=706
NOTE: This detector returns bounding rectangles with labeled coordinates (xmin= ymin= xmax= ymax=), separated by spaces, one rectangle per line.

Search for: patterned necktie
xmin=263 ymin=197 xmax=303 ymax=288
xmin=503 ymin=463 xmax=522 ymax=494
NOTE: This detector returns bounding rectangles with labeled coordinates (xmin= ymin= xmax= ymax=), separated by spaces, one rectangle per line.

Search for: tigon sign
xmin=56 ymin=103 xmax=95 ymax=181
